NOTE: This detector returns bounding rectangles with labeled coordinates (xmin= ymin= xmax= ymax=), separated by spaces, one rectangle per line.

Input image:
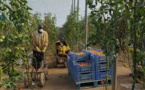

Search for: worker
xmin=55 ymin=36 xmax=70 ymax=58
xmin=31 ymin=24 xmax=48 ymax=70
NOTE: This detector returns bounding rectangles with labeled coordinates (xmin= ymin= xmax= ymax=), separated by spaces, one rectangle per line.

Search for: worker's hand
xmin=36 ymin=47 xmax=41 ymax=52
xmin=64 ymin=53 xmax=69 ymax=57
xmin=65 ymin=50 xmax=70 ymax=54
xmin=42 ymin=47 xmax=47 ymax=52
xmin=42 ymin=49 xmax=45 ymax=52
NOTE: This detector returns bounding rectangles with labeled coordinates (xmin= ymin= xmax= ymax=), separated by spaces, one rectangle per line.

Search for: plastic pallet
xmin=95 ymin=70 xmax=113 ymax=80
xmin=73 ymin=61 xmax=95 ymax=72
xmin=73 ymin=71 xmax=95 ymax=82
xmin=95 ymin=79 xmax=112 ymax=87
xmin=75 ymin=80 xmax=97 ymax=89
xmin=74 ymin=79 xmax=112 ymax=89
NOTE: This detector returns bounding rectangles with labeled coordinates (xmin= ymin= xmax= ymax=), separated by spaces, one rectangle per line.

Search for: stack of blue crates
xmin=67 ymin=51 xmax=96 ymax=89
xmin=72 ymin=60 xmax=95 ymax=82
xmin=88 ymin=49 xmax=113 ymax=85
xmin=67 ymin=48 xmax=113 ymax=89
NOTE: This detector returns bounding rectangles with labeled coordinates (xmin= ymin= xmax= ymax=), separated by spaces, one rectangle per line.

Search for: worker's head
xmin=55 ymin=41 xmax=61 ymax=46
xmin=59 ymin=36 xmax=65 ymax=42
xmin=38 ymin=24 xmax=43 ymax=33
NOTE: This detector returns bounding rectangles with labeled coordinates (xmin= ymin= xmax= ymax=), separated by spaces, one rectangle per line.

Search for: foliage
xmin=0 ymin=66 xmax=3 ymax=81
xmin=0 ymin=70 xmax=24 ymax=89
xmin=62 ymin=11 xmax=85 ymax=51
xmin=43 ymin=13 xmax=58 ymax=54
xmin=0 ymin=0 xmax=32 ymax=89
xmin=87 ymin=0 xmax=145 ymax=89
xmin=0 ymin=0 xmax=58 ymax=88
xmin=88 ymin=0 xmax=121 ymax=56
xmin=30 ymin=13 xmax=43 ymax=30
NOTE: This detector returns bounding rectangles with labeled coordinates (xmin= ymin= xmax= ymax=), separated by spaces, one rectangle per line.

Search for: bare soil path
xmin=1 ymin=62 xmax=144 ymax=90
xmin=21 ymin=64 xmax=134 ymax=90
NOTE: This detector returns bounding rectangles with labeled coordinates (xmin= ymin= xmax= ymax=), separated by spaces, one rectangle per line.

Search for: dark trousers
xmin=32 ymin=50 xmax=44 ymax=69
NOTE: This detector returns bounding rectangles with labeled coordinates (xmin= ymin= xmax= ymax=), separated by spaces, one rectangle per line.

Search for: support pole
xmin=77 ymin=0 xmax=79 ymax=52
xmin=72 ymin=0 xmax=74 ymax=12
xmin=74 ymin=0 xmax=75 ymax=11
xmin=85 ymin=0 xmax=88 ymax=49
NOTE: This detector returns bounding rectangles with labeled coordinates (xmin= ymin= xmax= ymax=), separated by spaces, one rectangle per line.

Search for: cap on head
xmin=38 ymin=24 xmax=43 ymax=33
xmin=38 ymin=24 xmax=43 ymax=30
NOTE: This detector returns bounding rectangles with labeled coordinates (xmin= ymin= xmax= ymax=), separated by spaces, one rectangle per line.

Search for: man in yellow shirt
xmin=31 ymin=25 xmax=48 ymax=70
xmin=55 ymin=36 xmax=70 ymax=57
xmin=55 ymin=37 xmax=70 ymax=67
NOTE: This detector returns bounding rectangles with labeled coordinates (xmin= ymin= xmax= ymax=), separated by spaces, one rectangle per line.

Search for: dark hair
xmin=59 ymin=36 xmax=64 ymax=41
xmin=38 ymin=24 xmax=43 ymax=30
xmin=62 ymin=41 xmax=67 ymax=46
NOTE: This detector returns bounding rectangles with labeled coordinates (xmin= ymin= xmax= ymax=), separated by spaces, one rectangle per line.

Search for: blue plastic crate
xmin=73 ymin=60 xmax=95 ymax=72
xmin=69 ymin=51 xmax=90 ymax=61
xmin=67 ymin=57 xmax=75 ymax=77
xmin=73 ymin=71 xmax=95 ymax=82
xmin=82 ymin=48 xmax=102 ymax=53
xmin=92 ymin=54 xmax=106 ymax=63
xmin=83 ymin=49 xmax=105 ymax=63
xmin=95 ymin=62 xmax=112 ymax=71
xmin=67 ymin=58 xmax=71 ymax=75
xmin=81 ymin=50 xmax=94 ymax=62
xmin=95 ymin=70 xmax=113 ymax=80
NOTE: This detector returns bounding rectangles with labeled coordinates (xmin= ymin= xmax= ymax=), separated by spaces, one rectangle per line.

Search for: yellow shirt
xmin=62 ymin=45 xmax=70 ymax=54
xmin=56 ymin=41 xmax=70 ymax=55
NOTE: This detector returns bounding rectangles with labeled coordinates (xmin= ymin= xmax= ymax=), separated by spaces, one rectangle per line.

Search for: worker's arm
xmin=42 ymin=31 xmax=48 ymax=52
xmin=32 ymin=31 xmax=41 ymax=52
xmin=31 ymin=32 xmax=36 ymax=47
xmin=36 ymin=47 xmax=41 ymax=52
xmin=57 ymin=46 xmax=63 ymax=55
xmin=67 ymin=45 xmax=70 ymax=50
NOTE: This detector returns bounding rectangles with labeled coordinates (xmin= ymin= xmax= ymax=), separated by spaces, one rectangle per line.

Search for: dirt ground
xmin=18 ymin=62 xmax=134 ymax=90
xmin=1 ymin=55 xmax=145 ymax=90
xmin=1 ymin=64 xmax=144 ymax=90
